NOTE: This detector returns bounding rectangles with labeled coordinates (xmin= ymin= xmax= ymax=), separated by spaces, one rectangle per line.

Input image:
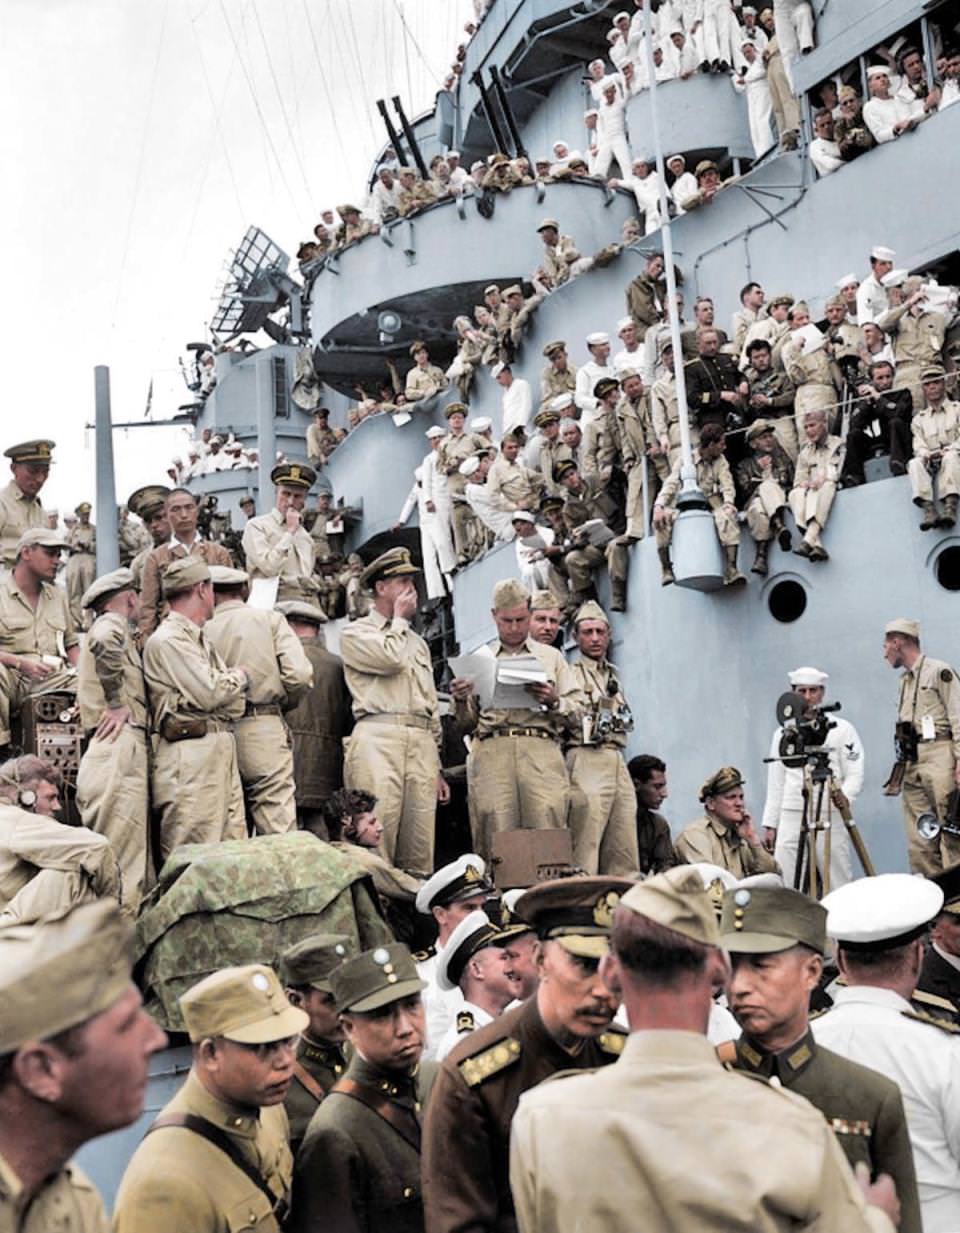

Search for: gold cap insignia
xmin=290 ymin=465 xmax=300 ymax=480
xmin=593 ymin=891 xmax=621 ymax=928
xmin=464 ymin=864 xmax=483 ymax=884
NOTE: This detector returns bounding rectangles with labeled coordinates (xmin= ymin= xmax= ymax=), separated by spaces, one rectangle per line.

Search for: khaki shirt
xmin=486 ymin=454 xmax=543 ymax=512
xmin=531 ymin=437 xmax=572 ymax=496
xmin=582 ymin=408 xmax=621 ymax=478
xmin=658 ymin=452 xmax=735 ymax=510
xmin=567 ymin=657 xmax=630 ymax=750
xmin=113 ymin=1071 xmax=292 ymax=1233
xmin=138 ymin=539 xmax=233 ymax=639
xmin=67 ymin=523 xmax=96 ymax=555
xmin=405 ymin=364 xmax=448 ymax=402
xmin=143 ymin=611 xmax=247 ymax=730
xmin=792 ymin=435 xmax=844 ymax=489
xmin=0 ymin=1151 xmax=108 ymax=1233
xmin=782 ymin=338 xmax=841 ymax=392
xmin=241 ymin=510 xmax=315 ymax=586
xmin=675 ymin=813 xmax=778 ymax=877
xmin=0 ymin=576 xmax=77 ymax=659
xmin=339 ymin=609 xmax=440 ymax=740
xmin=911 ymin=402 xmax=960 ymax=459
xmin=0 ymin=803 xmax=119 ymax=918
xmin=438 ymin=431 xmax=487 ymax=495
xmin=651 ymin=373 xmax=683 ymax=450
xmin=306 ymin=423 xmax=338 ymax=465
xmin=205 ymin=600 xmax=313 ymax=708
xmin=897 ymin=655 xmax=960 ymax=759
xmin=76 ymin=612 xmax=148 ymax=732
xmin=541 ymin=235 xmax=581 ymax=288
xmin=539 ymin=363 xmax=577 ymax=409
xmin=0 ymin=481 xmax=45 ymax=570
xmin=616 ymin=393 xmax=656 ymax=466
xmin=459 ymin=637 xmax=581 ymax=740
xmin=877 ymin=304 xmax=946 ymax=368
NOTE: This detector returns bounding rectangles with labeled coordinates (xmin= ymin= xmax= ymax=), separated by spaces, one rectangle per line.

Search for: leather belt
xmin=478 ymin=727 xmax=556 ymax=741
xmin=242 ymin=702 xmax=282 ymax=717
xmin=359 ymin=714 xmax=433 ymax=731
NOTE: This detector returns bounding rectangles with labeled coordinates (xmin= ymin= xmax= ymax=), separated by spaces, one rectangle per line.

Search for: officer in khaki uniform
xmin=205 ymin=566 xmax=313 ymax=835
xmin=789 ymin=409 xmax=843 ymax=562
xmin=907 ymin=366 xmax=960 ymax=531
xmin=555 ymin=459 xmax=631 ymax=611
xmin=340 ymin=548 xmax=446 ymax=876
xmin=0 ymin=528 xmax=79 ymax=748
xmin=0 ymin=439 xmax=54 ymax=573
xmin=736 ymin=419 xmax=795 ymax=575
xmin=142 ymin=557 xmax=249 ymax=864
xmin=405 ymin=340 xmax=449 ymax=403
xmin=114 ymin=964 xmax=307 ymax=1232
xmin=0 ymin=901 xmax=167 ymax=1233
xmin=580 ymin=378 xmax=622 ymax=484
xmin=75 ymin=567 xmax=150 ymax=911
xmin=539 ymin=341 xmax=577 ymax=412
xmin=437 ymin=405 xmax=487 ymax=565
xmin=450 ymin=579 xmax=581 ymax=862
xmin=618 ymin=368 xmax=665 ymax=539
xmin=884 ymin=617 xmax=960 ymax=875
xmin=878 ymin=279 xmax=948 ymax=410
xmin=291 ymin=943 xmax=434 ymax=1233
xmin=528 ymin=408 xmax=571 ymax=497
xmin=675 ymin=766 xmax=780 ymax=877
xmin=722 ymin=884 xmax=922 ymax=1233
xmin=279 ymin=933 xmax=352 ymax=1155
xmin=509 ymin=869 xmax=899 ymax=1233
xmin=64 ymin=501 xmax=96 ymax=627
xmin=127 ymin=484 xmax=171 ymax=589
xmin=565 ymin=601 xmax=639 ymax=876
xmin=423 ymin=877 xmax=630 ymax=1233
xmin=241 ymin=461 xmax=318 ymax=602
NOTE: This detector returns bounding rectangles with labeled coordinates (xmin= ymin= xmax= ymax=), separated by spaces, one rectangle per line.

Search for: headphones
xmin=0 ymin=760 xmax=37 ymax=810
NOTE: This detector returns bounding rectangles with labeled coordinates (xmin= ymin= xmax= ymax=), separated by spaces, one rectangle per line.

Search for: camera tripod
xmin=793 ymin=750 xmax=876 ymax=896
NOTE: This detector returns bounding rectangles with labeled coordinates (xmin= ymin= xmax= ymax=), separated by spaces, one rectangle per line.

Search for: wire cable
xmin=300 ymin=0 xmax=351 ymax=170
xmin=251 ymin=1 xmax=317 ymax=210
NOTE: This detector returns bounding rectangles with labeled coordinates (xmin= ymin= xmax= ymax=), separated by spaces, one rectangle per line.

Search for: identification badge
xmin=921 ymin=714 xmax=936 ymax=741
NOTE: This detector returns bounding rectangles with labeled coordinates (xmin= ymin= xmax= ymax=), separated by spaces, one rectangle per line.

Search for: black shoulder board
xmin=412 ymin=945 xmax=436 ymax=962
xmin=456 ymin=1011 xmax=476 ymax=1034
xmin=941 ymin=669 xmax=954 ymax=683
xmin=901 ymin=1008 xmax=960 ymax=1034
xmin=458 ymin=1037 xmax=522 ymax=1088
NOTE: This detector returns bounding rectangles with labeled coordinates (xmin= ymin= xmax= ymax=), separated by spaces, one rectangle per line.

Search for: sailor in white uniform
xmin=433 ymin=909 xmax=519 ymax=1060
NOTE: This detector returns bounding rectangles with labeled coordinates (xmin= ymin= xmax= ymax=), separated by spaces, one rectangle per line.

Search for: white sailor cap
xmin=550 ymin=393 xmax=575 ymax=411
xmin=632 ymin=154 xmax=653 ymax=166
xmin=823 ymin=874 xmax=944 ymax=951
xmin=606 ymin=29 xmax=619 ymax=43
xmin=614 ymin=10 xmax=630 ymax=22
xmin=788 ymin=666 xmax=828 ymax=688
xmin=415 ymin=854 xmax=491 ymax=915
xmin=866 ymin=65 xmax=891 ymax=79
xmin=586 ymin=331 xmax=610 ymax=346
xmin=552 ymin=141 xmax=568 ymax=154
xmin=510 ymin=509 xmax=536 ymax=523
xmin=742 ymin=5 xmax=757 ymax=13
xmin=835 ymin=273 xmax=858 ymax=289
xmin=470 ymin=416 xmax=493 ymax=431
xmin=491 ymin=362 xmax=508 ymax=379
xmin=459 ymin=455 xmax=481 ymax=477
xmin=616 ymin=316 xmax=635 ymax=333
xmin=871 ymin=245 xmax=896 ymax=261
xmin=666 ymin=153 xmax=685 ymax=166
xmin=436 ymin=910 xmax=510 ymax=991
xmin=470 ymin=160 xmax=485 ymax=172
xmin=425 ymin=426 xmax=446 ymax=439
xmin=447 ymin=149 xmax=460 ymax=159
xmin=881 ymin=268 xmax=908 ymax=288
xmin=589 ymin=58 xmax=606 ymax=70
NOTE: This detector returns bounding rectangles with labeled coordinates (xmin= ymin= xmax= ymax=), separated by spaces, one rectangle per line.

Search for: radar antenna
xmin=210 ymin=225 xmax=307 ymax=344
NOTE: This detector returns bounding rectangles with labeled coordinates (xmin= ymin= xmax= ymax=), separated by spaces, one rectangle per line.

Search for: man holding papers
xmin=450 ymin=579 xmax=582 ymax=861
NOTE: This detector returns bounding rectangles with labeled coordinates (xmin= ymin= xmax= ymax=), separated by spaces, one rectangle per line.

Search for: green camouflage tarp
xmin=135 ymin=832 xmax=393 ymax=1031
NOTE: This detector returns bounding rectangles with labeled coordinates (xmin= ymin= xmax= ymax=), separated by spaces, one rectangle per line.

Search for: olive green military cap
xmin=619 ymin=866 xmax=720 ymax=946
xmin=82 ymin=566 xmax=136 ymax=611
xmin=539 ymin=495 xmax=565 ymax=514
xmin=276 ymin=598 xmax=328 ymax=625
xmin=359 ymin=546 xmax=420 ymax=590
xmin=0 ymin=901 xmax=135 ymax=1052
xmin=514 ymin=875 xmax=635 ymax=958
xmin=209 ymin=564 xmax=250 ymax=587
xmin=4 ymin=439 xmax=55 ymax=464
xmin=530 ymin=588 xmax=562 ymax=611
xmin=593 ymin=377 xmax=620 ymax=399
xmin=699 ymin=765 xmax=744 ymax=802
xmin=720 ymin=885 xmax=827 ymax=955
xmin=128 ymin=483 xmax=170 ymax=519
xmin=444 ymin=401 xmax=468 ymax=419
xmin=161 ymin=555 xmax=210 ymax=596
xmin=16 ymin=528 xmax=71 ymax=554
xmin=179 ymin=964 xmax=309 ymax=1044
xmin=271 ymin=460 xmax=316 ymax=490
xmin=331 ymin=942 xmax=426 ymax=1013
xmin=280 ymin=933 xmax=353 ymax=992
xmin=492 ymin=577 xmax=530 ymax=610
xmin=553 ymin=458 xmax=578 ymax=483
xmin=885 ymin=617 xmax=920 ymax=640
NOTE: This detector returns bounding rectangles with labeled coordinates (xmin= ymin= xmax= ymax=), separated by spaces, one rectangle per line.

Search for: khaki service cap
xmin=280 ymin=933 xmax=352 ymax=992
xmin=699 ymin=765 xmax=744 ymax=802
xmin=82 ymin=566 xmax=136 ymax=611
xmin=514 ymin=875 xmax=634 ymax=958
xmin=179 ymin=964 xmax=309 ymax=1044
xmin=444 ymin=401 xmax=468 ymax=419
xmin=161 ymin=555 xmax=211 ymax=596
xmin=885 ymin=617 xmax=920 ymax=640
xmin=276 ymin=599 xmax=328 ymax=625
xmin=4 ymin=439 xmax=55 ymax=465
xmin=720 ymin=885 xmax=826 ymax=954
xmin=359 ymin=546 xmax=420 ymax=590
xmin=209 ymin=565 xmax=250 ymax=587
xmin=16 ymin=528 xmax=71 ymax=554
xmin=128 ymin=484 xmax=171 ymax=519
xmin=331 ymin=943 xmax=426 ymax=1013
xmin=542 ymin=340 xmax=566 ymax=358
xmin=619 ymin=866 xmax=720 ymax=946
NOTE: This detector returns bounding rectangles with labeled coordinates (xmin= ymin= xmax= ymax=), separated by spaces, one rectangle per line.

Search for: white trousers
xmin=593 ymin=135 xmax=633 ymax=180
xmin=773 ymin=0 xmax=814 ymax=91
xmin=774 ymin=806 xmax=853 ymax=895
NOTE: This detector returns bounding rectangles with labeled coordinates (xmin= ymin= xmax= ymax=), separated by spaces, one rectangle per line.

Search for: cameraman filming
xmin=761 ymin=666 xmax=864 ymax=892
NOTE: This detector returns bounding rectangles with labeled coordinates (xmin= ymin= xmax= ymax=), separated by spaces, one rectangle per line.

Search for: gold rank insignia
xmin=902 ymin=1008 xmax=960 ymax=1033
xmin=598 ymin=1030 xmax=626 ymax=1056
xmin=458 ymin=1037 xmax=522 ymax=1087
xmin=457 ymin=1011 xmax=476 ymax=1033
xmin=290 ymin=465 xmax=301 ymax=480
xmin=593 ymin=891 xmax=621 ymax=928
xmin=464 ymin=864 xmax=483 ymax=884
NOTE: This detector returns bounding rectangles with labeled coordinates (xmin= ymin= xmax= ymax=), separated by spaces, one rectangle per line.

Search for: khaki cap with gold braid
xmin=358 ymin=546 xmax=420 ymax=590
xmin=4 ymin=439 xmax=55 ymax=464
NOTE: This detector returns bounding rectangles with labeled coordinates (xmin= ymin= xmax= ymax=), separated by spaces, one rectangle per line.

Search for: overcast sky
xmin=0 ymin=0 xmax=472 ymax=514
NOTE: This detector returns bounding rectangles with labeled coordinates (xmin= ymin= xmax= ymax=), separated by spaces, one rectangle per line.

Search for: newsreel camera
xmin=917 ymin=789 xmax=960 ymax=842
xmin=776 ymin=691 xmax=842 ymax=771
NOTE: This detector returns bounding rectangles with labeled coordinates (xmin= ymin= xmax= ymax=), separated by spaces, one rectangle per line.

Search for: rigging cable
xmin=300 ymin=0 xmax=351 ymax=170
xmin=251 ymin=1 xmax=317 ymax=210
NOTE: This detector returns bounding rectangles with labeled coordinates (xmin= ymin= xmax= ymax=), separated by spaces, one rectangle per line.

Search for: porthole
xmin=935 ymin=545 xmax=960 ymax=592
xmin=768 ymin=579 xmax=807 ymax=623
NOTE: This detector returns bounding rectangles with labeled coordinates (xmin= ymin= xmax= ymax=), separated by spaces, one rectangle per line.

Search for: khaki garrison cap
xmin=359 ymin=546 xmax=420 ymax=590
xmin=276 ymin=599 xmax=328 ymax=625
xmin=746 ymin=419 xmax=775 ymax=443
xmin=280 ymin=933 xmax=353 ymax=992
xmin=271 ymin=460 xmax=316 ymax=489
xmin=209 ymin=565 xmax=250 ymax=587
xmin=699 ymin=766 xmax=745 ymax=802
xmin=331 ymin=942 xmax=426 ymax=1013
xmin=4 ymin=440 xmax=55 ymax=464
xmin=921 ymin=365 xmax=947 ymax=383
xmin=492 ymin=577 xmax=530 ymax=610
xmin=0 ymin=900 xmax=135 ymax=1052
xmin=687 ymin=863 xmax=737 ymax=917
xmin=82 ymin=566 xmax=136 ymax=611
xmin=530 ymin=589 xmax=563 ymax=611
xmin=885 ymin=617 xmax=920 ymax=640
xmin=16 ymin=528 xmax=71 ymax=554
xmin=179 ymin=964 xmax=308 ymax=1044
xmin=515 ymin=875 xmax=635 ymax=959
xmin=573 ymin=599 xmax=609 ymax=627
xmin=619 ymin=866 xmax=720 ymax=946
xmin=720 ymin=885 xmax=827 ymax=954
xmin=161 ymin=555 xmax=211 ymax=596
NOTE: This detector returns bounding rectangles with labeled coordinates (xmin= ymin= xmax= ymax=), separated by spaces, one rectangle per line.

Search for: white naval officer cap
xmin=871 ymin=244 xmax=896 ymax=261
xmin=416 ymin=854 xmax=491 ymax=915
xmin=459 ymin=456 xmax=481 ymax=477
xmin=788 ymin=666 xmax=828 ymax=688
xmin=823 ymin=874 xmax=944 ymax=952
xmin=436 ymin=910 xmax=510 ymax=991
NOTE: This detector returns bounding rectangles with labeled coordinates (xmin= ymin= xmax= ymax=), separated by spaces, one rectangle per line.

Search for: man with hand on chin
xmin=676 ymin=765 xmax=779 ymax=877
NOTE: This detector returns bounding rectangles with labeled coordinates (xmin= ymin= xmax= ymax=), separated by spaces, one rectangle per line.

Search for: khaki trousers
xmin=565 ymin=540 xmax=629 ymax=594
xmin=467 ymin=735 xmax=569 ymax=862
xmin=789 ymin=482 xmax=836 ymax=544
xmin=0 ymin=869 xmax=101 ymax=927
xmin=766 ymin=53 xmax=800 ymax=137
xmin=152 ymin=729 xmax=245 ymax=868
xmin=344 ymin=722 xmax=439 ymax=876
xmin=0 ymin=663 xmax=76 ymax=746
xmin=902 ymin=741 xmax=960 ymax=875
xmin=909 ymin=452 xmax=960 ymax=502
xmin=76 ymin=726 xmax=149 ymax=912
xmin=772 ymin=415 xmax=798 ymax=462
xmin=655 ymin=501 xmax=739 ymax=549
xmin=233 ymin=713 xmax=297 ymax=836
xmin=746 ymin=479 xmax=788 ymax=542
xmin=566 ymin=746 xmax=639 ymax=876
xmin=625 ymin=458 xmax=667 ymax=539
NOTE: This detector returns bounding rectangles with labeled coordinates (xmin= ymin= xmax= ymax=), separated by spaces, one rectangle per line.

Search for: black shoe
xmin=778 ymin=526 xmax=793 ymax=551
xmin=794 ymin=540 xmax=812 ymax=558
